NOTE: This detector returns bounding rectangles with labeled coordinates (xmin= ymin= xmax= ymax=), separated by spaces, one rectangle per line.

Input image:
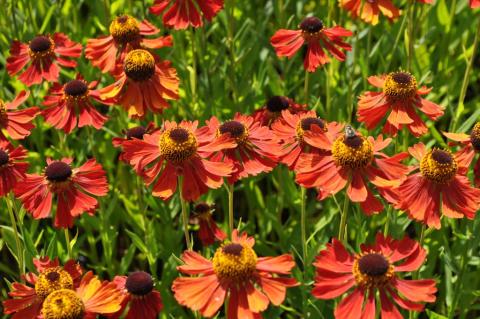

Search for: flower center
xmin=470 ymin=122 xmax=480 ymax=152
xmin=35 ymin=267 xmax=74 ymax=299
xmin=109 ymin=15 xmax=140 ymax=44
xmin=332 ymin=135 xmax=374 ymax=169
xmin=126 ymin=126 xmax=147 ymax=140
xmin=218 ymin=121 xmax=249 ymax=144
xmin=159 ymin=127 xmax=198 ymax=163
xmin=64 ymin=80 xmax=88 ymax=97
xmin=28 ymin=36 xmax=55 ymax=59
xmin=266 ymin=96 xmax=290 ymax=113
xmin=300 ymin=17 xmax=324 ymax=34
xmin=45 ymin=161 xmax=73 ymax=182
xmin=0 ymin=150 xmax=9 ymax=166
xmin=353 ymin=253 xmax=394 ymax=289
xmin=126 ymin=271 xmax=154 ymax=296
xmin=383 ymin=71 xmax=417 ymax=101
xmin=194 ymin=202 xmax=212 ymax=214
xmin=42 ymin=289 xmax=84 ymax=319
xmin=124 ymin=49 xmax=156 ymax=82
xmin=420 ymin=149 xmax=458 ymax=184
xmin=212 ymin=243 xmax=257 ymax=281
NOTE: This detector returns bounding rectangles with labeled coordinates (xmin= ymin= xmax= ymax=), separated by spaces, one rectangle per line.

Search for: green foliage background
xmin=0 ymin=0 xmax=479 ymax=318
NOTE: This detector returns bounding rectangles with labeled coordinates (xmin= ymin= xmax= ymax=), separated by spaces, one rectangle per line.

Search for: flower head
xmin=3 ymin=257 xmax=82 ymax=319
xmin=471 ymin=0 xmax=480 ymax=8
xmin=206 ymin=113 xmax=281 ymax=184
xmin=172 ymin=230 xmax=298 ymax=318
xmin=340 ymin=0 xmax=400 ymax=25
xmin=252 ymin=96 xmax=307 ymax=127
xmin=357 ymin=72 xmax=444 ymax=137
xmin=0 ymin=140 xmax=28 ymax=196
xmin=150 ymin=0 xmax=224 ymax=30
xmin=42 ymin=75 xmax=109 ymax=133
xmin=99 ymin=49 xmax=179 ymax=117
xmin=108 ymin=271 xmax=163 ymax=319
xmin=271 ymin=110 xmax=343 ymax=171
xmin=296 ymin=128 xmax=409 ymax=215
xmin=14 ymin=158 xmax=109 ymax=228
xmin=394 ymin=143 xmax=480 ymax=228
xmin=86 ymin=15 xmax=173 ymax=74
xmin=0 ymin=91 xmax=39 ymax=141
xmin=7 ymin=33 xmax=82 ymax=86
xmin=271 ymin=17 xmax=352 ymax=72
xmin=312 ymin=234 xmax=437 ymax=318
xmin=190 ymin=202 xmax=227 ymax=246
xmin=112 ymin=123 xmax=157 ymax=161
xmin=121 ymin=120 xmax=234 ymax=201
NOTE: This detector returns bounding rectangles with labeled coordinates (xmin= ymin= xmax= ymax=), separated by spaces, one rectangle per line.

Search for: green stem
xmin=179 ymin=177 xmax=192 ymax=249
xmin=225 ymin=0 xmax=238 ymax=105
xmin=304 ymin=70 xmax=310 ymax=105
xmin=190 ymin=28 xmax=198 ymax=114
xmin=228 ymin=183 xmax=234 ymax=235
xmin=383 ymin=206 xmax=392 ymax=236
xmin=338 ymin=188 xmax=351 ymax=243
xmin=5 ymin=195 xmax=24 ymax=276
xmin=407 ymin=0 xmax=416 ymax=71
xmin=300 ymin=187 xmax=307 ymax=265
xmin=103 ymin=0 xmax=110 ymax=25
xmin=64 ymin=228 xmax=72 ymax=259
xmin=452 ymin=15 xmax=480 ymax=131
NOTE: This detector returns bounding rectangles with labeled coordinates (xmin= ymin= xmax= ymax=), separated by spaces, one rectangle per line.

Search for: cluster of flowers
xmin=1 ymin=0 xmax=479 ymax=318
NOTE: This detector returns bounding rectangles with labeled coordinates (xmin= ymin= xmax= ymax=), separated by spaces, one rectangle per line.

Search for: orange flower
xmin=190 ymin=202 xmax=227 ymax=246
xmin=0 ymin=140 xmax=29 ymax=196
xmin=394 ymin=143 xmax=480 ymax=229
xmin=312 ymin=234 xmax=437 ymax=318
xmin=3 ymin=256 xmax=82 ymax=319
xmin=296 ymin=128 xmax=408 ymax=215
xmin=206 ymin=113 xmax=281 ymax=184
xmin=0 ymin=91 xmax=39 ymax=141
xmin=471 ymin=0 xmax=480 ymax=8
xmin=271 ymin=110 xmax=343 ymax=171
xmin=340 ymin=0 xmax=400 ymax=25
xmin=172 ymin=230 xmax=298 ymax=318
xmin=252 ymin=96 xmax=307 ymax=127
xmin=112 ymin=123 xmax=157 ymax=162
xmin=121 ymin=120 xmax=234 ymax=201
xmin=99 ymin=49 xmax=179 ymax=117
xmin=86 ymin=15 xmax=173 ymax=74
xmin=7 ymin=33 xmax=82 ymax=86
xmin=357 ymin=72 xmax=443 ymax=137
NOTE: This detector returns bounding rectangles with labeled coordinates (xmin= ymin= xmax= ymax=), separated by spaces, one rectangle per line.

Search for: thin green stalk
xmin=386 ymin=12 xmax=408 ymax=71
xmin=338 ymin=187 xmax=351 ymax=243
xmin=179 ymin=177 xmax=192 ymax=249
xmin=64 ymin=228 xmax=72 ymax=259
xmin=189 ymin=28 xmax=198 ymax=114
xmin=103 ymin=0 xmax=110 ymax=25
xmin=228 ymin=183 xmax=234 ymax=235
xmin=407 ymin=0 xmax=417 ymax=71
xmin=383 ymin=206 xmax=392 ymax=236
xmin=300 ymin=187 xmax=307 ymax=265
xmin=304 ymin=70 xmax=310 ymax=105
xmin=325 ymin=65 xmax=332 ymax=115
xmin=5 ymin=195 xmax=24 ymax=276
xmin=452 ymin=15 xmax=480 ymax=131
xmin=225 ymin=0 xmax=238 ymax=105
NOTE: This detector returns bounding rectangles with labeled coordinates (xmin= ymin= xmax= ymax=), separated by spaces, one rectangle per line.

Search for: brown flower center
xmin=300 ymin=117 xmax=325 ymax=131
xmin=126 ymin=271 xmax=154 ymax=296
xmin=45 ymin=161 xmax=72 ymax=182
xmin=266 ymin=96 xmax=290 ymax=113
xmin=159 ymin=127 xmax=198 ymax=163
xmin=383 ymin=71 xmax=418 ymax=101
xmin=300 ymin=17 xmax=324 ymax=34
xmin=126 ymin=126 xmax=147 ymax=140
xmin=28 ymin=36 xmax=55 ymax=59
xmin=218 ymin=121 xmax=249 ymax=144
xmin=0 ymin=150 xmax=9 ymax=166
xmin=109 ymin=15 xmax=140 ymax=44
xmin=194 ymin=202 xmax=212 ymax=215
xmin=332 ymin=134 xmax=374 ymax=169
xmin=124 ymin=49 xmax=156 ymax=82
xmin=213 ymin=243 xmax=257 ymax=281
xmin=470 ymin=122 xmax=480 ymax=152
xmin=42 ymin=289 xmax=84 ymax=319
xmin=35 ymin=267 xmax=74 ymax=299
xmin=358 ymin=253 xmax=389 ymax=276
xmin=420 ymin=149 xmax=458 ymax=184
xmin=64 ymin=80 xmax=88 ymax=97
xmin=353 ymin=252 xmax=394 ymax=289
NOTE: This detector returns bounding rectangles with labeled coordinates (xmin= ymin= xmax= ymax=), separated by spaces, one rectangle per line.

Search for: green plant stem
xmin=304 ymin=70 xmax=310 ymax=105
xmin=228 ymin=183 xmax=234 ymax=235
xmin=338 ymin=190 xmax=350 ymax=243
xmin=300 ymin=187 xmax=307 ymax=265
xmin=103 ymin=0 xmax=110 ymax=25
xmin=190 ymin=28 xmax=198 ymax=114
xmin=64 ymin=228 xmax=72 ymax=259
xmin=383 ymin=206 xmax=392 ymax=236
xmin=179 ymin=177 xmax=192 ymax=249
xmin=5 ymin=195 xmax=24 ymax=276
xmin=407 ymin=0 xmax=416 ymax=71
xmin=452 ymin=15 xmax=480 ymax=132
xmin=225 ymin=0 xmax=238 ymax=105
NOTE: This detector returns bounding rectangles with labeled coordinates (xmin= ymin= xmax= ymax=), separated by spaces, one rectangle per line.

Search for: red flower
xmin=7 ymin=33 xmax=82 ymax=86
xmin=206 ymin=113 xmax=281 ymax=184
xmin=190 ymin=202 xmax=227 ymax=246
xmin=86 ymin=15 xmax=173 ymax=74
xmin=296 ymin=128 xmax=408 ymax=215
xmin=121 ymin=120 xmax=234 ymax=201
xmin=99 ymin=49 xmax=179 ymax=117
xmin=172 ymin=230 xmax=298 ymax=318
xmin=3 ymin=256 xmax=83 ymax=319
xmin=150 ymin=0 xmax=224 ymax=30
xmin=357 ymin=72 xmax=444 ymax=137
xmin=109 ymin=272 xmax=163 ymax=319
xmin=340 ymin=0 xmax=400 ymax=25
xmin=42 ymin=75 xmax=109 ymax=133
xmin=14 ymin=158 xmax=109 ymax=228
xmin=112 ymin=123 xmax=157 ymax=161
xmin=271 ymin=17 xmax=352 ymax=72
xmin=417 ymin=0 xmax=433 ymax=3
xmin=0 ymin=140 xmax=28 ymax=196
xmin=252 ymin=95 xmax=307 ymax=127
xmin=271 ymin=110 xmax=343 ymax=171
xmin=394 ymin=143 xmax=480 ymax=229
xmin=312 ymin=233 xmax=437 ymax=318
xmin=443 ymin=123 xmax=480 ymax=186
xmin=471 ymin=0 xmax=480 ymax=8
xmin=0 ymin=91 xmax=39 ymax=141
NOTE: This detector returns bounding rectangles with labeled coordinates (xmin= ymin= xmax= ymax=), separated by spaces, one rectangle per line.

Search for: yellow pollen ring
xmin=109 ymin=15 xmax=140 ymax=43
xmin=159 ymin=127 xmax=198 ymax=163
xmin=34 ymin=267 xmax=74 ymax=299
xmin=383 ymin=71 xmax=417 ymax=101
xmin=42 ymin=289 xmax=85 ymax=319
xmin=352 ymin=253 xmax=395 ymax=289
xmin=470 ymin=122 xmax=480 ymax=152
xmin=124 ymin=49 xmax=156 ymax=82
xmin=28 ymin=37 xmax=55 ymax=60
xmin=331 ymin=136 xmax=374 ymax=169
xmin=212 ymin=243 xmax=257 ymax=281
xmin=420 ymin=149 xmax=457 ymax=184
